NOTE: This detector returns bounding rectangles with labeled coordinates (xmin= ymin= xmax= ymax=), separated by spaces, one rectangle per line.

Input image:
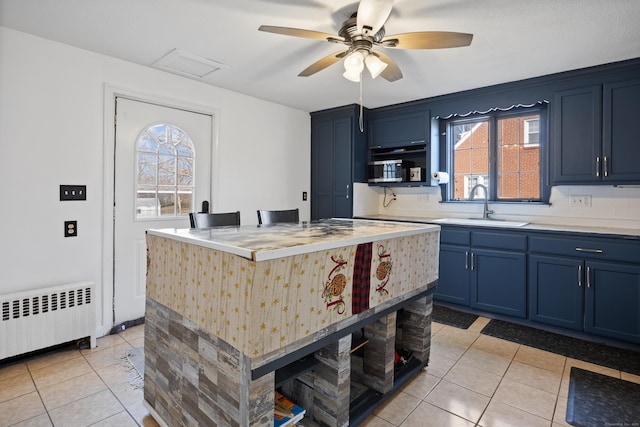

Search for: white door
xmin=114 ymin=97 xmax=212 ymax=324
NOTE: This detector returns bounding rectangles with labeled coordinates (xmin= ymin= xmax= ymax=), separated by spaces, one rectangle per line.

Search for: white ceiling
xmin=1 ymin=0 xmax=639 ymax=112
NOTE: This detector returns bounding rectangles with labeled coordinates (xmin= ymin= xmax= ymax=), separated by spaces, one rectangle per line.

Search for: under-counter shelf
xmin=274 ymin=356 xmax=320 ymax=388
xmin=349 ymin=357 xmax=424 ymax=426
xmin=277 ymin=295 xmax=433 ymax=426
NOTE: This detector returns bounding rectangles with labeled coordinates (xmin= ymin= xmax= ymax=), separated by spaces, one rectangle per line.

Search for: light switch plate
xmin=60 ymin=185 xmax=86 ymax=201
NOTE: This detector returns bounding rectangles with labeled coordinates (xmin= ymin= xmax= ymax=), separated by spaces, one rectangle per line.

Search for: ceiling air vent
xmin=151 ymin=48 xmax=227 ymax=80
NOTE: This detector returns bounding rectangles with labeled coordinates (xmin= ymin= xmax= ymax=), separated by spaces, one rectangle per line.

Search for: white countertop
xmin=147 ymin=218 xmax=440 ymax=261
xmin=359 ymin=214 xmax=640 ymax=238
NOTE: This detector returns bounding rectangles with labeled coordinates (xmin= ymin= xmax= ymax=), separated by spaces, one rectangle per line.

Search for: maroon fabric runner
xmin=352 ymin=242 xmax=372 ymax=314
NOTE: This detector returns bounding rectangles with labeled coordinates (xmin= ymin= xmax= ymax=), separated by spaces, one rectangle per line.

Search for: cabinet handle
xmin=346 ymin=184 xmax=349 ymax=199
xmin=410 ymin=140 xmax=426 ymax=144
xmin=470 ymin=253 xmax=475 ymax=271
xmin=578 ymin=265 xmax=582 ymax=287
xmin=575 ymin=247 xmax=604 ymax=254
xmin=603 ymin=156 xmax=608 ymax=177
xmin=586 ymin=265 xmax=591 ymax=288
xmin=596 ymin=156 xmax=601 ymax=177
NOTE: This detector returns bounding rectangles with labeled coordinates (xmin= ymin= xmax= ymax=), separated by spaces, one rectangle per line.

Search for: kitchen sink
xmin=432 ymin=218 xmax=529 ymax=227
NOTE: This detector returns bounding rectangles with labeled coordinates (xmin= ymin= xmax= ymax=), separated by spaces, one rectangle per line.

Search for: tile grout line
xmin=24 ymin=358 xmax=55 ymax=427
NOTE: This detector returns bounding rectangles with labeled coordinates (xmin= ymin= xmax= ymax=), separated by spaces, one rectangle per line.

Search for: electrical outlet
xmin=570 ymin=195 xmax=592 ymax=207
xmin=64 ymin=221 xmax=77 ymax=237
xmin=302 ymin=191 xmax=307 ymax=201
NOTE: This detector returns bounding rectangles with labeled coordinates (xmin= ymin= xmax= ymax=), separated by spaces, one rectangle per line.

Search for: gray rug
xmin=566 ymin=367 xmax=640 ymax=426
xmin=124 ymin=347 xmax=144 ymax=388
xmin=481 ymin=320 xmax=640 ymax=376
xmin=432 ymin=305 xmax=479 ymax=329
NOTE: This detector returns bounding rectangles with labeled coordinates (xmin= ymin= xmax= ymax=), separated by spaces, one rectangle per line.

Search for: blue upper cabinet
xmin=552 ymin=78 xmax=640 ymax=184
xmin=552 ymin=85 xmax=602 ymax=184
xmin=602 ymin=79 xmax=640 ymax=182
xmin=368 ymin=106 xmax=429 ymax=149
xmin=367 ymin=104 xmax=432 ymax=186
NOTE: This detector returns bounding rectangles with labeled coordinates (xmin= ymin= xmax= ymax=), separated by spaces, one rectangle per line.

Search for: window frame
xmin=443 ymin=106 xmax=549 ymax=203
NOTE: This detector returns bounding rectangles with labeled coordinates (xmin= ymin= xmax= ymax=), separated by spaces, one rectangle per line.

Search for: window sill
xmin=441 ymin=200 xmax=551 ymax=206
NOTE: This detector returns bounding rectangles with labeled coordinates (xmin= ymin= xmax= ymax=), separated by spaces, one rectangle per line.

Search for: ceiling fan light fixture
xmin=364 ymin=53 xmax=387 ymax=79
xmin=343 ymin=68 xmax=362 ymax=82
xmin=344 ymin=51 xmax=365 ymax=71
xmin=343 ymin=51 xmax=365 ymax=82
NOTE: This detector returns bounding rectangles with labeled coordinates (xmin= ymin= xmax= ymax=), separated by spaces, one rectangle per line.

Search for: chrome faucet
xmin=469 ymin=183 xmax=494 ymax=219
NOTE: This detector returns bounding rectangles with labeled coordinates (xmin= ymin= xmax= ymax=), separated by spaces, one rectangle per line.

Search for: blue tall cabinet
xmin=311 ymin=105 xmax=368 ymax=220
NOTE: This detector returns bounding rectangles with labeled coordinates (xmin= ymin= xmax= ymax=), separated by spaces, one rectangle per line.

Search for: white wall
xmin=0 ymin=28 xmax=310 ymax=331
xmin=354 ymin=183 xmax=640 ymax=230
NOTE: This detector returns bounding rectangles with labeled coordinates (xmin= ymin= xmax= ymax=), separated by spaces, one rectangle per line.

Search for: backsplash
xmin=353 ymin=183 xmax=640 ymax=230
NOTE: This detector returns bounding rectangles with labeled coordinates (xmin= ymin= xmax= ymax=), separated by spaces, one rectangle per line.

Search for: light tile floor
xmin=1 ymin=317 xmax=638 ymax=426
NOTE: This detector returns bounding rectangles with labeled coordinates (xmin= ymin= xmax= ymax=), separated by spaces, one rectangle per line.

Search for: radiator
xmin=1 ymin=281 xmax=97 ymax=360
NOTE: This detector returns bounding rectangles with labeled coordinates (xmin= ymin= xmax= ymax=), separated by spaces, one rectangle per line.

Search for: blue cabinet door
xmin=312 ymin=118 xmax=337 ymax=220
xmin=435 ymin=244 xmax=470 ymax=306
xmin=529 ymin=254 xmax=584 ymax=330
xmin=369 ymin=109 xmax=429 ymax=149
xmin=584 ymin=260 xmax=640 ymax=344
xmin=551 ymin=85 xmax=602 ymax=184
xmin=602 ymin=79 xmax=640 ymax=182
xmin=470 ymin=249 xmax=527 ymax=318
xmin=332 ymin=117 xmax=353 ymax=218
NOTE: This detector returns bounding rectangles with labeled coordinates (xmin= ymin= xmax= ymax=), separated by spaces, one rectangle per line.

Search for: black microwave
xmin=368 ymin=159 xmax=404 ymax=183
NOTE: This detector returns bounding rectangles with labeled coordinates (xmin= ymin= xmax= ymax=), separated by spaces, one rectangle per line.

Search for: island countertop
xmin=147 ymin=218 xmax=440 ymax=261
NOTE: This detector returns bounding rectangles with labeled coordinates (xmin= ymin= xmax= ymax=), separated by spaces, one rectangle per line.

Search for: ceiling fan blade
xmin=259 ymin=25 xmax=344 ymax=43
xmin=371 ymin=50 xmax=402 ymax=82
xmin=381 ymin=31 xmax=473 ymax=49
xmin=357 ymin=0 xmax=394 ymax=36
xmin=298 ymin=50 xmax=349 ymax=77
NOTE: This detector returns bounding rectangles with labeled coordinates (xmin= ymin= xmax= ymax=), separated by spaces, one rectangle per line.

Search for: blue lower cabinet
xmin=434 ymin=225 xmax=640 ymax=346
xmin=436 ymin=245 xmax=471 ymax=305
xmin=529 ymin=255 xmax=640 ymax=344
xmin=471 ymin=249 xmax=527 ymax=318
xmin=435 ymin=244 xmax=527 ymax=318
xmin=585 ymin=261 xmax=640 ymax=344
xmin=529 ymin=255 xmax=584 ymax=330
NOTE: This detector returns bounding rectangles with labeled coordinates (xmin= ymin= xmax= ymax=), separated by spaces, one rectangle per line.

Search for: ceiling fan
xmin=258 ymin=0 xmax=473 ymax=82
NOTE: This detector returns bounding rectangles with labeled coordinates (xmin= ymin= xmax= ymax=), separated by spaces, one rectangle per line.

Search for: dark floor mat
xmin=566 ymin=367 xmax=640 ymax=426
xmin=481 ymin=319 xmax=640 ymax=376
xmin=432 ymin=305 xmax=478 ymax=329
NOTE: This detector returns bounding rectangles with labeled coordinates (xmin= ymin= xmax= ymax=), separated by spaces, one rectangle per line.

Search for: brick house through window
xmin=451 ymin=112 xmax=541 ymax=201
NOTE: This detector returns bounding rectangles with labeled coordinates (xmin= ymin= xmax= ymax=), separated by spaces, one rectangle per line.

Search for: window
xmin=524 ymin=118 xmax=540 ymax=146
xmin=447 ymin=108 xmax=545 ymax=202
xmin=135 ymin=124 xmax=195 ymax=219
xmin=464 ymin=175 xmax=489 ymax=199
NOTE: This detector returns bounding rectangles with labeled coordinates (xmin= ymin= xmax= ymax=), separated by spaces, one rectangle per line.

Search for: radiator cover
xmin=1 ymin=282 xmax=97 ymax=360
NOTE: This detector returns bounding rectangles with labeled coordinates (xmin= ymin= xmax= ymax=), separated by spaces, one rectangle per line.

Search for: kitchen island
xmin=144 ymin=219 xmax=440 ymax=426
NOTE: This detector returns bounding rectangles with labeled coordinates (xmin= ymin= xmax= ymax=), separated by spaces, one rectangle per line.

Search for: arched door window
xmin=135 ymin=123 xmax=195 ymax=219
